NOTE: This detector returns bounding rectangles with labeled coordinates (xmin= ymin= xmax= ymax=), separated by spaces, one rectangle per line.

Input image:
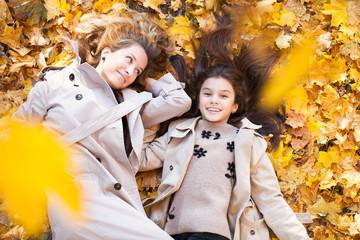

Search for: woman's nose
xmin=125 ymin=66 xmax=135 ymax=76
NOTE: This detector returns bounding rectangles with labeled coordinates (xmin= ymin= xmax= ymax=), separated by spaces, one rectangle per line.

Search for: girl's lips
xmin=206 ymin=107 xmax=221 ymax=112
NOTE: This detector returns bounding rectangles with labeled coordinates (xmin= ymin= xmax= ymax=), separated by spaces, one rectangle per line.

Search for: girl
xmin=12 ymin=12 xmax=191 ymax=240
xmin=141 ymin=23 xmax=311 ymax=240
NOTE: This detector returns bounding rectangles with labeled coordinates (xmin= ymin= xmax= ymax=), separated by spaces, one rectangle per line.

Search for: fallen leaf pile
xmin=1 ymin=0 xmax=360 ymax=239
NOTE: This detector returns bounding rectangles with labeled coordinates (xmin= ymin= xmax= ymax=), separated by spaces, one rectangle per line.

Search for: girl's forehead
xmin=201 ymin=76 xmax=234 ymax=90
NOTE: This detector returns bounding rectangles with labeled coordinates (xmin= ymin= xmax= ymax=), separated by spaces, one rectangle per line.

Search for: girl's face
xmin=198 ymin=76 xmax=239 ymax=123
xmin=96 ymin=43 xmax=148 ymax=90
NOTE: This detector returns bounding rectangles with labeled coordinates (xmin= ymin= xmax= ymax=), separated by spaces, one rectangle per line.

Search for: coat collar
xmin=239 ymin=118 xmax=262 ymax=130
xmin=173 ymin=116 xmax=262 ymax=132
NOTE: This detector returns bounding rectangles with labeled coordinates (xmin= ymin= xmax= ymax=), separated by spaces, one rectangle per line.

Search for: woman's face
xmin=198 ymin=76 xmax=238 ymax=123
xmin=96 ymin=43 xmax=148 ymax=90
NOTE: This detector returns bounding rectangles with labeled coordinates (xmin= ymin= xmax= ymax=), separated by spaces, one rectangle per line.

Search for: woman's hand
xmin=144 ymin=77 xmax=156 ymax=91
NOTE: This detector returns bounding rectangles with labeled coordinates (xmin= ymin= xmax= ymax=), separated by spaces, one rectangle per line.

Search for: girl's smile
xmin=198 ymin=76 xmax=238 ymax=123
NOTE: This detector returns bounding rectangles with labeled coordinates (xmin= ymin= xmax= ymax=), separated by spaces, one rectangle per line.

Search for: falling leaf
xmin=262 ymin=37 xmax=315 ymax=110
xmin=0 ymin=120 xmax=81 ymax=235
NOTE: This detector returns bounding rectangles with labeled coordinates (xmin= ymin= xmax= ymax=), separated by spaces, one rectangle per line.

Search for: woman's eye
xmin=127 ymin=56 xmax=133 ymax=63
xmin=136 ymin=69 xmax=140 ymax=75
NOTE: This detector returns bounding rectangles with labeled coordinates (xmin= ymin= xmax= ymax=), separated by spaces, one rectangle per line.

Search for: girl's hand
xmin=144 ymin=77 xmax=156 ymax=91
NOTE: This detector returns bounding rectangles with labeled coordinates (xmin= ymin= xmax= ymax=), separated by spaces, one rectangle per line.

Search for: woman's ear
xmin=101 ymin=47 xmax=111 ymax=58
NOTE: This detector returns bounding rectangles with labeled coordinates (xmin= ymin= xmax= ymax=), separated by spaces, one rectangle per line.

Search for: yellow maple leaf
xmin=307 ymin=120 xmax=321 ymax=138
xmin=167 ymin=15 xmax=195 ymax=43
xmin=0 ymin=120 xmax=81 ymax=235
xmin=322 ymin=0 xmax=348 ymax=27
xmin=58 ymin=0 xmax=71 ymax=12
xmin=143 ymin=0 xmax=163 ymax=11
xmin=268 ymin=140 xmax=292 ymax=170
xmin=93 ymin=0 xmax=124 ymax=13
xmin=284 ymin=85 xmax=309 ymax=114
xmin=308 ymin=196 xmax=341 ymax=219
xmin=273 ymin=10 xmax=297 ymax=28
xmin=318 ymin=150 xmax=339 ymax=168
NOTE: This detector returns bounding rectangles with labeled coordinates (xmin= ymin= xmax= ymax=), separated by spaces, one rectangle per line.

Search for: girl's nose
xmin=210 ymin=95 xmax=219 ymax=104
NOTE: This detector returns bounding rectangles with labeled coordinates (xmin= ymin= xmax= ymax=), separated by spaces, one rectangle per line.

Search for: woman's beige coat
xmin=142 ymin=117 xmax=310 ymax=240
xmin=12 ymin=42 xmax=191 ymax=240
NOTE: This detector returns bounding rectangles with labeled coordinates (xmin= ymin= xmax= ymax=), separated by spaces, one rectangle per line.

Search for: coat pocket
xmin=240 ymin=198 xmax=270 ymax=240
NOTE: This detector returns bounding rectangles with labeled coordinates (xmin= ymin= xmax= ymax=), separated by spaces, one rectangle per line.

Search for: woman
xmin=13 ymin=12 xmax=191 ymax=239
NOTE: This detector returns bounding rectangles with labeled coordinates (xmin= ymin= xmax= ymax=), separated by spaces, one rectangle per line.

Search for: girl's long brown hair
xmin=183 ymin=15 xmax=284 ymax=150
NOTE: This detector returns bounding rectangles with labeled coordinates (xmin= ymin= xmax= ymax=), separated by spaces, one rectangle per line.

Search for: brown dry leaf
xmin=0 ymin=92 xmax=12 ymax=117
xmin=7 ymin=0 xmax=47 ymax=25
xmin=298 ymin=184 xmax=317 ymax=206
xmin=317 ymin=32 xmax=333 ymax=52
xmin=136 ymin=170 xmax=161 ymax=189
xmin=1 ymin=225 xmax=27 ymax=240
xmin=290 ymin=126 xmax=311 ymax=151
xmin=0 ymin=23 xmax=23 ymax=49
xmin=346 ymin=1 xmax=360 ymax=26
xmin=286 ymin=111 xmax=307 ymax=129
xmin=44 ymin=0 xmax=61 ymax=20
xmin=27 ymin=27 xmax=49 ymax=46
xmin=0 ymin=0 xmax=13 ymax=34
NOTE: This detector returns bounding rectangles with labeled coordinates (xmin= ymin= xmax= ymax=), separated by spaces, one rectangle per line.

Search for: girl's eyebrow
xmin=202 ymin=87 xmax=231 ymax=93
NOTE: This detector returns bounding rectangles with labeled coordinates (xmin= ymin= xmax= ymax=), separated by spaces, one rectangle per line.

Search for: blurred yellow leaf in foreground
xmin=261 ymin=37 xmax=315 ymax=110
xmin=0 ymin=120 xmax=81 ymax=235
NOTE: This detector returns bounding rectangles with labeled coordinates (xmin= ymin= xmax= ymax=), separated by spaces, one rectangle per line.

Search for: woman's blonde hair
xmin=73 ymin=11 xmax=175 ymax=90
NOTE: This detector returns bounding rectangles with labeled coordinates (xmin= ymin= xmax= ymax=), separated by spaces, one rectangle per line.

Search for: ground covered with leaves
xmin=1 ymin=0 xmax=360 ymax=239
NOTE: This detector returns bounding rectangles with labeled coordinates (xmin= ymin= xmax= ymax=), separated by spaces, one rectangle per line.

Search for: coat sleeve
xmin=140 ymin=73 xmax=191 ymax=128
xmin=138 ymin=126 xmax=170 ymax=172
xmin=250 ymin=135 xmax=310 ymax=240
xmin=12 ymin=81 xmax=49 ymax=125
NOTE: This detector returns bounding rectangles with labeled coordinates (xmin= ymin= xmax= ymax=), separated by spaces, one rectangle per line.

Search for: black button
xmin=75 ymin=94 xmax=83 ymax=100
xmin=250 ymin=230 xmax=255 ymax=235
xmin=114 ymin=183 xmax=121 ymax=190
xmin=69 ymin=73 xmax=75 ymax=81
xmin=169 ymin=165 xmax=173 ymax=170
xmin=96 ymin=157 xmax=101 ymax=163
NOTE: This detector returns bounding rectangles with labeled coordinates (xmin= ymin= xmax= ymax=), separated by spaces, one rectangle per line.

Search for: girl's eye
xmin=136 ymin=69 xmax=140 ymax=75
xmin=127 ymin=56 xmax=133 ymax=63
xmin=221 ymin=94 xmax=229 ymax=98
xmin=203 ymin=92 xmax=211 ymax=96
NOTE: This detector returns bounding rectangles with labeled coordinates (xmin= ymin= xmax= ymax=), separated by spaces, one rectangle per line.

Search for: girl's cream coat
xmin=13 ymin=42 xmax=191 ymax=240
xmin=142 ymin=117 xmax=310 ymax=240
